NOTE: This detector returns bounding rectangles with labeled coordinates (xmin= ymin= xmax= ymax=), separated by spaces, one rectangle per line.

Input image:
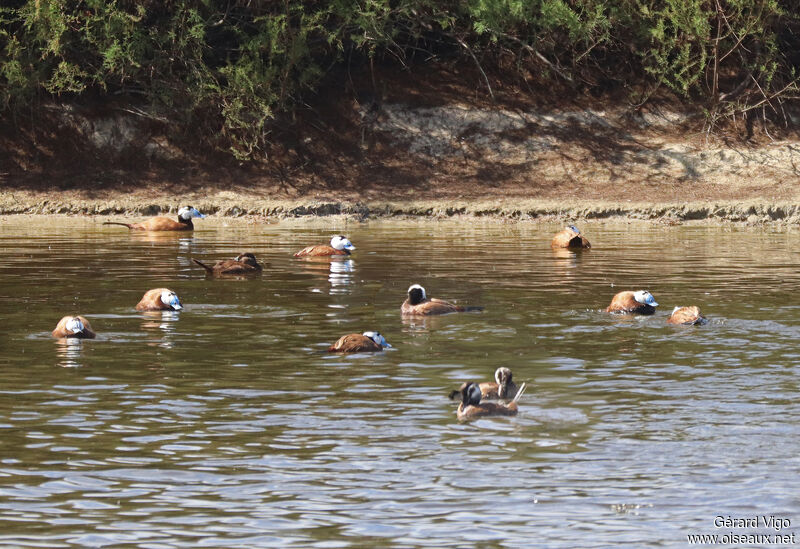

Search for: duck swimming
xmin=328 ymin=331 xmax=391 ymax=353
xmin=449 ymin=367 xmax=519 ymax=401
xmin=52 ymin=315 xmax=96 ymax=339
xmin=551 ymin=225 xmax=591 ymax=249
xmin=294 ymin=235 xmax=355 ymax=257
xmin=667 ymin=305 xmax=707 ymax=325
xmin=135 ymin=288 xmax=183 ymax=311
xmin=456 ymin=381 xmax=527 ymax=421
xmin=401 ymin=284 xmax=483 ymax=316
xmin=103 ymin=206 xmax=205 ymax=231
xmin=193 ymin=252 xmax=263 ymax=276
xmin=606 ymin=290 xmax=658 ymax=315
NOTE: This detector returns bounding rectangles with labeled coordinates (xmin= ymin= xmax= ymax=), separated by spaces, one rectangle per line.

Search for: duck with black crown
xmin=401 ymin=284 xmax=483 ymax=316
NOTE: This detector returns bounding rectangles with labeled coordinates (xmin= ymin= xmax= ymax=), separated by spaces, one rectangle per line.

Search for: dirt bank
xmin=3 ymin=192 xmax=800 ymax=225
xmin=2 ymin=67 xmax=799 ymax=222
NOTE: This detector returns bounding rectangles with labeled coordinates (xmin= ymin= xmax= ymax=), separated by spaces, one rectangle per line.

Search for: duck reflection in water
xmin=55 ymin=337 xmax=85 ymax=368
xmin=298 ymin=257 xmax=356 ymax=294
xmin=400 ymin=312 xmax=449 ymax=333
xmin=140 ymin=310 xmax=180 ymax=349
xmin=129 ymin=231 xmax=195 ymax=246
xmin=328 ymin=258 xmax=355 ymax=293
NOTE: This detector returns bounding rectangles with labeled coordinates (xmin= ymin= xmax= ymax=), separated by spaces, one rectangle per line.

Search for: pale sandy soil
xmin=3 ymin=89 xmax=799 ymax=223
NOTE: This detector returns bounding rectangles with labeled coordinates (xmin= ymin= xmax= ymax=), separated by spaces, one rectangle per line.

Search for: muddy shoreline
xmin=2 ymin=192 xmax=800 ymax=224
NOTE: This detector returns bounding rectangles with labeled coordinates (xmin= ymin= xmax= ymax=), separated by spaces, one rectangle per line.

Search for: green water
xmin=1 ymin=216 xmax=799 ymax=547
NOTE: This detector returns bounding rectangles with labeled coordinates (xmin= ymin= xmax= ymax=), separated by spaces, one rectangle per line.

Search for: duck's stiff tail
xmin=459 ymin=306 xmax=485 ymax=313
xmin=512 ymin=382 xmax=527 ymax=403
xmin=102 ymin=221 xmax=134 ymax=229
xmin=192 ymin=259 xmax=214 ymax=273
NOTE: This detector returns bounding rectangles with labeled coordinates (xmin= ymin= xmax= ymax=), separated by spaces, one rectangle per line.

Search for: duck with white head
xmin=294 ymin=235 xmax=356 ymax=257
xmin=52 ymin=315 xmax=96 ymax=339
xmin=328 ymin=331 xmax=392 ymax=353
xmin=605 ymin=290 xmax=659 ymax=315
xmin=103 ymin=206 xmax=205 ymax=231
xmin=135 ymin=288 xmax=184 ymax=311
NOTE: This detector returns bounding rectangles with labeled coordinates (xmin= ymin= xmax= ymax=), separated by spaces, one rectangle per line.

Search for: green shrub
xmin=1 ymin=1 xmax=798 ymax=160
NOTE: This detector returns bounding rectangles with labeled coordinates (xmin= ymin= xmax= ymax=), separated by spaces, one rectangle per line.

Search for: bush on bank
xmin=1 ymin=0 xmax=798 ymax=160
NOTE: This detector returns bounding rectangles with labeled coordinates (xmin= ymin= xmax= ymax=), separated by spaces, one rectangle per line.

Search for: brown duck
xmin=456 ymin=381 xmax=527 ymax=421
xmin=449 ymin=367 xmax=519 ymax=401
xmin=606 ymin=290 xmax=658 ymax=315
xmin=667 ymin=306 xmax=706 ymax=325
xmin=103 ymin=206 xmax=205 ymax=231
xmin=52 ymin=315 xmax=96 ymax=339
xmin=193 ymin=252 xmax=263 ymax=276
xmin=401 ymin=284 xmax=483 ymax=316
xmin=551 ymin=225 xmax=591 ymax=249
xmin=294 ymin=235 xmax=355 ymax=257
xmin=135 ymin=288 xmax=183 ymax=311
xmin=328 ymin=331 xmax=391 ymax=353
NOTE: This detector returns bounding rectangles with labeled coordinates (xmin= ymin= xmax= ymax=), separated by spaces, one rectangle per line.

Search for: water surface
xmin=1 ymin=216 xmax=799 ymax=547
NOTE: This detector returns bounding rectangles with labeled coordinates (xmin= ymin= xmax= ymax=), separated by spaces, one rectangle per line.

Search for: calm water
xmin=1 ymin=216 xmax=799 ymax=547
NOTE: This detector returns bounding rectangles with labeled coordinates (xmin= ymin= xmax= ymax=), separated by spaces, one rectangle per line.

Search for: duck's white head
xmin=160 ymin=290 xmax=183 ymax=310
xmin=178 ymin=206 xmax=205 ymax=220
xmin=633 ymin=290 xmax=658 ymax=307
xmin=567 ymin=225 xmax=580 ymax=234
xmin=65 ymin=317 xmax=85 ymax=334
xmin=495 ymin=367 xmax=513 ymax=385
xmin=331 ymin=235 xmax=355 ymax=251
xmin=363 ymin=331 xmax=391 ymax=348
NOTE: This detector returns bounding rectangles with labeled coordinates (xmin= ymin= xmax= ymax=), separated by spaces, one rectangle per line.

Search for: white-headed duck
xmin=52 ymin=315 xmax=96 ymax=339
xmin=294 ymin=235 xmax=355 ymax=257
xmin=456 ymin=381 xmax=527 ymax=421
xmin=103 ymin=206 xmax=205 ymax=231
xmin=135 ymin=288 xmax=183 ymax=311
xmin=193 ymin=252 xmax=263 ymax=276
xmin=328 ymin=331 xmax=391 ymax=353
xmin=606 ymin=290 xmax=658 ymax=315
xmin=551 ymin=225 xmax=591 ymax=249
xmin=449 ymin=367 xmax=519 ymax=401
xmin=401 ymin=284 xmax=483 ymax=316
xmin=667 ymin=305 xmax=707 ymax=325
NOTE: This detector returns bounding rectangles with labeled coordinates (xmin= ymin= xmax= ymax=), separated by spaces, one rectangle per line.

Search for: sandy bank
xmin=2 ymin=192 xmax=800 ymax=225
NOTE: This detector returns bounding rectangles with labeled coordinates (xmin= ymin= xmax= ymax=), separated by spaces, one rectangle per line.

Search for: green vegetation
xmin=2 ymin=1 xmax=798 ymax=160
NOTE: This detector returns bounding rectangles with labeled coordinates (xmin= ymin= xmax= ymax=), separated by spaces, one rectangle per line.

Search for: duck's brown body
xmin=454 ymin=381 xmax=526 ymax=421
xmin=551 ymin=228 xmax=591 ymax=249
xmin=606 ymin=291 xmax=656 ymax=315
xmin=294 ymin=245 xmax=349 ymax=257
xmin=457 ymin=400 xmax=519 ymax=420
xmin=667 ymin=306 xmax=706 ymax=325
xmin=52 ymin=315 xmax=96 ymax=339
xmin=104 ymin=216 xmax=194 ymax=231
xmin=328 ymin=333 xmax=383 ymax=353
xmin=401 ymin=298 xmax=466 ymax=316
xmin=136 ymin=288 xmax=179 ymax=311
xmin=193 ymin=253 xmax=262 ymax=276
